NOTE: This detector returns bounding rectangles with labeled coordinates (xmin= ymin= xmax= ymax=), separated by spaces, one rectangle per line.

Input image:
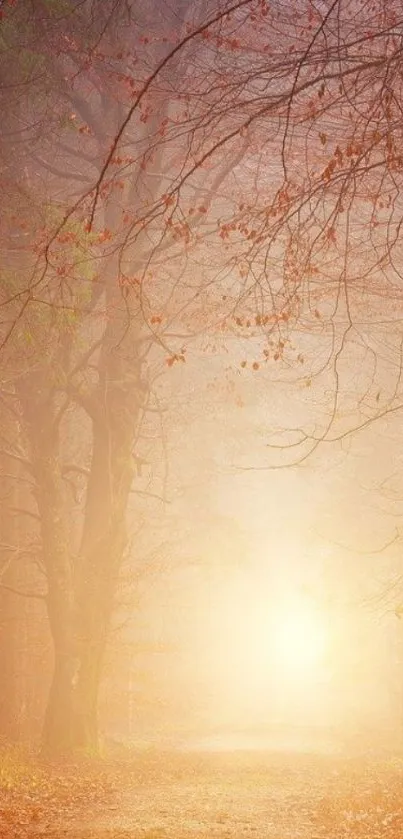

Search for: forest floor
xmin=1 ymin=743 xmax=403 ymax=838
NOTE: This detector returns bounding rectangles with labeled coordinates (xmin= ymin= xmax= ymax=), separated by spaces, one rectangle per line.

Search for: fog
xmin=2 ymin=3 xmax=403 ymax=836
xmin=99 ymin=350 xmax=403 ymax=754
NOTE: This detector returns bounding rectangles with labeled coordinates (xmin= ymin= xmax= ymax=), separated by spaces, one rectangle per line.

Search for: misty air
xmin=1 ymin=1 xmax=403 ymax=837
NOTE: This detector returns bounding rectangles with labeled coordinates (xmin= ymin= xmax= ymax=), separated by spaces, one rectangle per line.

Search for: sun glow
xmin=206 ymin=583 xmax=330 ymax=721
xmin=270 ymin=600 xmax=327 ymax=678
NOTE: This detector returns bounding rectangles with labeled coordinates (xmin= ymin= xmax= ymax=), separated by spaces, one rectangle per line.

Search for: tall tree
xmin=0 ymin=0 xmax=260 ymax=753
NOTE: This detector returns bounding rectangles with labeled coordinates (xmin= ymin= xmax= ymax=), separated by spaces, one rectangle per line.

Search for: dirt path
xmin=2 ymin=749 xmax=403 ymax=838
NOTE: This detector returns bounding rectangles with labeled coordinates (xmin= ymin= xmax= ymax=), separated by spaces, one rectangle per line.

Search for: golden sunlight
xmin=270 ymin=600 xmax=327 ymax=680
xmin=205 ymin=580 xmax=331 ymax=727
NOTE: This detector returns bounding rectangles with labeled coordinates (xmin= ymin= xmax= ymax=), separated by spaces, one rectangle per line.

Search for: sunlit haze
xmin=270 ymin=598 xmax=327 ymax=677
xmin=2 ymin=0 xmax=403 ymax=835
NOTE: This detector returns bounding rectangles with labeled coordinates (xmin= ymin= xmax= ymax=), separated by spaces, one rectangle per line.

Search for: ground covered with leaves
xmin=1 ymin=745 xmax=403 ymax=838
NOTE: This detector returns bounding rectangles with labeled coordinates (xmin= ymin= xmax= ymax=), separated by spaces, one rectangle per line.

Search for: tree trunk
xmin=16 ymin=383 xmax=78 ymax=754
xmin=42 ymin=634 xmax=103 ymax=755
xmin=0 ymin=589 xmax=18 ymax=741
xmin=62 ymin=303 xmax=140 ymax=753
xmin=42 ymin=532 xmax=126 ymax=755
xmin=72 ymin=568 xmax=116 ymax=752
xmin=41 ymin=563 xmax=76 ymax=754
xmin=17 ymin=276 xmax=141 ymax=755
xmin=0 ymin=440 xmax=20 ymax=741
xmin=39 ymin=428 xmax=134 ymax=754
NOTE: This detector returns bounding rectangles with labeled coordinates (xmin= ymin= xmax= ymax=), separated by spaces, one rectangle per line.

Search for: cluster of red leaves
xmin=0 ymin=0 xmax=16 ymax=21
xmin=166 ymin=352 xmax=186 ymax=367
